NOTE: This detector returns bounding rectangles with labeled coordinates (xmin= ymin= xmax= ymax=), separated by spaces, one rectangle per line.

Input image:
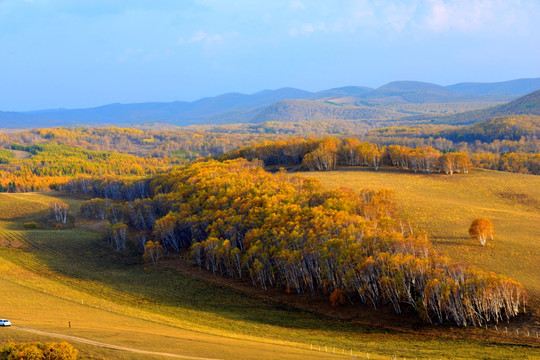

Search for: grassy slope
xmin=0 ymin=192 xmax=538 ymax=359
xmin=300 ymin=168 xmax=540 ymax=302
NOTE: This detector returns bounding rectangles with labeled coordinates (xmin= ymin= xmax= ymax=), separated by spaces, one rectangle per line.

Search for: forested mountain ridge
xmin=447 ymin=77 xmax=540 ymax=95
xmin=439 ymin=115 xmax=540 ymax=143
xmin=250 ymin=99 xmax=403 ymax=123
xmin=1 ymin=78 xmax=538 ymax=128
xmin=361 ymin=81 xmax=492 ymax=103
xmin=430 ymin=89 xmax=540 ymax=125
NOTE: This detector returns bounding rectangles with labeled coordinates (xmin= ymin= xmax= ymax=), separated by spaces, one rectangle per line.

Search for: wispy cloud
xmin=289 ymin=0 xmax=305 ymax=10
xmin=116 ymin=48 xmax=143 ymax=63
xmin=178 ymin=30 xmax=238 ymax=45
xmin=286 ymin=0 xmax=538 ymax=38
xmin=287 ymin=0 xmax=418 ymax=37
xmin=289 ymin=22 xmax=326 ymax=37
xmin=421 ymin=0 xmax=522 ymax=32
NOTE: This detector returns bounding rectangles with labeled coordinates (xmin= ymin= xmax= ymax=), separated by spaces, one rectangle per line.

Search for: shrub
xmin=330 ymin=289 xmax=347 ymax=307
xmin=23 ymin=222 xmax=39 ymax=229
xmin=0 ymin=341 xmax=78 ymax=360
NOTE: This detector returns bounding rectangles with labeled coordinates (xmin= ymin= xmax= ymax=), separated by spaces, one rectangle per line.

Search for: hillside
xmin=440 ymin=115 xmax=540 ymax=142
xmin=492 ymin=89 xmax=540 ymax=116
xmin=301 ymin=168 xmax=540 ymax=308
xmin=250 ymin=99 xmax=402 ymax=123
xmin=447 ymin=78 xmax=540 ymax=96
xmin=362 ymin=81 xmax=470 ymax=103
xmin=1 ymin=78 xmax=539 ymax=129
xmin=427 ymin=89 xmax=540 ymax=125
xmin=1 ymin=191 xmax=538 ymax=359
xmin=311 ymin=86 xmax=373 ymax=99
xmin=0 ymin=88 xmax=313 ymax=128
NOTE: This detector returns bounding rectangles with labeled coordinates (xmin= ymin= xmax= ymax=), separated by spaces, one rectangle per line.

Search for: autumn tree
xmin=106 ymin=222 xmax=128 ymax=250
xmin=0 ymin=341 xmax=78 ymax=360
xmin=468 ymin=218 xmax=494 ymax=246
xmin=50 ymin=200 xmax=69 ymax=224
xmin=143 ymin=241 xmax=164 ymax=264
xmin=303 ymin=138 xmax=339 ymax=171
xmin=78 ymin=158 xmax=526 ymax=326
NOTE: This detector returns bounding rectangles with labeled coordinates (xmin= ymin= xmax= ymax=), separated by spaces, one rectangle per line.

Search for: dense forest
xmin=365 ymin=115 xmax=539 ymax=174
xmin=0 ymin=114 xmax=538 ymax=193
xmin=0 ymin=127 xmax=275 ymax=159
xmin=0 ymin=143 xmax=170 ymax=192
xmin=75 ymin=159 xmax=527 ymax=326
xmin=0 ymin=119 xmax=535 ymax=327
xmin=0 ymin=127 xmax=279 ymax=192
xmin=221 ymin=137 xmax=473 ymax=174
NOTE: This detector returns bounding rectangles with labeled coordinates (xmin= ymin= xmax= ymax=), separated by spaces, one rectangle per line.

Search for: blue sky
xmin=0 ymin=0 xmax=539 ymax=111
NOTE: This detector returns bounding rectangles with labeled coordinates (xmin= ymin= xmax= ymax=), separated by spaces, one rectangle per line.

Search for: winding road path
xmin=11 ymin=326 xmax=222 ymax=360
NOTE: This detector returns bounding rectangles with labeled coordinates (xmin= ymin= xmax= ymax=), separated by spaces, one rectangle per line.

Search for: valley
xmin=0 ymin=169 xmax=538 ymax=359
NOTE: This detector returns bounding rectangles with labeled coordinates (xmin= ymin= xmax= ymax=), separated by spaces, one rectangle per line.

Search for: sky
xmin=0 ymin=0 xmax=539 ymax=111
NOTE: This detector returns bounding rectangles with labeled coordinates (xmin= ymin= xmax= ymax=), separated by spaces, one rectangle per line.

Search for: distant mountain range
xmin=1 ymin=78 xmax=539 ymax=128
xmin=430 ymin=89 xmax=540 ymax=125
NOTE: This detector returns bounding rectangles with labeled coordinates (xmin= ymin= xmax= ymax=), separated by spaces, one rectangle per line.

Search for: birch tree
xmin=468 ymin=218 xmax=494 ymax=246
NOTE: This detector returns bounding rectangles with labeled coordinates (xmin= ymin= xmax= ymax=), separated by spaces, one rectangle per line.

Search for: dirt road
xmin=11 ymin=326 xmax=222 ymax=360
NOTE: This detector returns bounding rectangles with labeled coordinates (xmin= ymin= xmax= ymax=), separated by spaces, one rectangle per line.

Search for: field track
xmin=11 ymin=326 xmax=221 ymax=360
xmin=1 ymin=193 xmax=539 ymax=359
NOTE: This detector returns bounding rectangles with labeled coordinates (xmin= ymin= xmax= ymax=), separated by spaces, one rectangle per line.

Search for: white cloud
xmin=284 ymin=0 xmax=538 ymax=39
xmin=289 ymin=22 xmax=326 ymax=37
xmin=189 ymin=30 xmax=210 ymax=43
xmin=178 ymin=30 xmax=238 ymax=45
xmin=380 ymin=2 xmax=419 ymax=33
xmin=422 ymin=0 xmax=524 ymax=32
xmin=116 ymin=48 xmax=144 ymax=63
xmin=289 ymin=0 xmax=305 ymax=10
xmin=288 ymin=0 xmax=418 ymax=37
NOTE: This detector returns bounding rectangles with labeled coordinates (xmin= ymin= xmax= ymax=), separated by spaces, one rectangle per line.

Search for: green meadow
xmin=0 ymin=190 xmax=538 ymax=359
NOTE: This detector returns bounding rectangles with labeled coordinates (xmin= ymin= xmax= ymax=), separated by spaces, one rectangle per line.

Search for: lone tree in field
xmin=50 ymin=200 xmax=69 ymax=224
xmin=468 ymin=218 xmax=494 ymax=246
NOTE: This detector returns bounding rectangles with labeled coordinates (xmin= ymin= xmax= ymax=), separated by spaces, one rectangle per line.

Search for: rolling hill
xmin=439 ymin=115 xmax=540 ymax=142
xmin=1 ymin=78 xmax=539 ymax=128
xmin=430 ymin=89 xmax=540 ymax=125
xmin=0 ymin=174 xmax=538 ymax=359
xmin=310 ymin=86 xmax=373 ymax=99
xmin=249 ymin=99 xmax=402 ymax=123
xmin=361 ymin=81 xmax=473 ymax=103
xmin=447 ymin=77 xmax=540 ymax=96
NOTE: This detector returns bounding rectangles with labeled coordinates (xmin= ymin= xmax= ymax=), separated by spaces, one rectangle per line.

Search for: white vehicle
xmin=0 ymin=319 xmax=10 ymax=327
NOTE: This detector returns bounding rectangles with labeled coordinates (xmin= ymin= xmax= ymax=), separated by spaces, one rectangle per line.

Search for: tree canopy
xmin=80 ymin=158 xmax=527 ymax=326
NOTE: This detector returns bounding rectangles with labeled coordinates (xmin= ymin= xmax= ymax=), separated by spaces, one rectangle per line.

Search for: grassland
xmin=300 ymin=168 xmax=540 ymax=316
xmin=0 ymin=191 xmax=538 ymax=359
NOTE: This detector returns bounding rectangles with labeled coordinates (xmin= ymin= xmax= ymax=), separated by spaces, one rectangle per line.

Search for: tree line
xmin=0 ymin=143 xmax=169 ymax=192
xmin=79 ymin=159 xmax=527 ymax=326
xmin=222 ymin=137 xmax=473 ymax=174
xmin=365 ymin=115 xmax=540 ymax=174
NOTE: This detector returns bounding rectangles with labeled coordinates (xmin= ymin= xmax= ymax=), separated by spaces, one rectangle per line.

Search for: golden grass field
xmin=0 ymin=188 xmax=539 ymax=359
xmin=300 ymin=168 xmax=540 ymax=297
xmin=301 ymin=166 xmax=540 ymax=328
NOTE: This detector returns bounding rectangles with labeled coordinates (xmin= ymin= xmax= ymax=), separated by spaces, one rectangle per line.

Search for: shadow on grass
xmin=11 ymin=227 xmax=389 ymax=337
xmin=0 ymin=209 xmax=49 ymax=224
xmin=431 ymin=236 xmax=488 ymax=248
